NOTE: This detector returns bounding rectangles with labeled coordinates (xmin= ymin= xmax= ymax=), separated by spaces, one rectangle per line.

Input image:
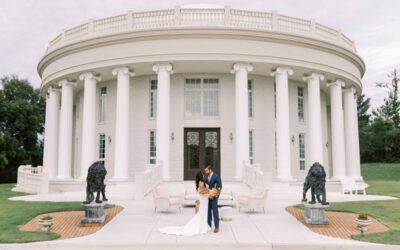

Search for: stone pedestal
xmin=303 ymin=203 xmax=329 ymax=225
xmin=81 ymin=202 xmax=107 ymax=225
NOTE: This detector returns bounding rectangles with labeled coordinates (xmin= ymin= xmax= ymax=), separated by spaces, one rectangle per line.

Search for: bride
xmin=158 ymin=171 xmax=211 ymax=236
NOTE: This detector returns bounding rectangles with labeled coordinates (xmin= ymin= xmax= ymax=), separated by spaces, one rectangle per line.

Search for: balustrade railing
xmin=134 ymin=162 xmax=163 ymax=200
xmin=243 ymin=161 xmax=272 ymax=189
xmin=15 ymin=165 xmax=49 ymax=194
xmin=46 ymin=7 xmax=356 ymax=53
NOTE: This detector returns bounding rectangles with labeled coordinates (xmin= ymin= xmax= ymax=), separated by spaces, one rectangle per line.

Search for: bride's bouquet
xmin=207 ymin=184 xmax=221 ymax=199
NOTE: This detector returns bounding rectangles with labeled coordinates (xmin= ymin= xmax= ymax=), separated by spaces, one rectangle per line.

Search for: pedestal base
xmin=81 ymin=202 xmax=107 ymax=225
xmin=303 ymin=203 xmax=329 ymax=225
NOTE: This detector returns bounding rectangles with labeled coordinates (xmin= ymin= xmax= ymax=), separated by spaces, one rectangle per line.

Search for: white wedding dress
xmin=158 ymin=192 xmax=211 ymax=236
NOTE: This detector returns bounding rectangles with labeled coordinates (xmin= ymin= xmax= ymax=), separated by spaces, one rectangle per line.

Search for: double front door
xmin=184 ymin=128 xmax=220 ymax=180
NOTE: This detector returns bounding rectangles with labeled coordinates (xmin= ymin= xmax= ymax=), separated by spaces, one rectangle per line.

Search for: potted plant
xmin=356 ymin=212 xmax=372 ymax=236
xmin=38 ymin=216 xmax=54 ymax=232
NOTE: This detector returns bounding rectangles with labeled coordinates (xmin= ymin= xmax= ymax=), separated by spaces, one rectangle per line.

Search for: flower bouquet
xmin=208 ymin=184 xmax=221 ymax=199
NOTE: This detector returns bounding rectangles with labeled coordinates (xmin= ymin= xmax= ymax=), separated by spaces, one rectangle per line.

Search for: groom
xmin=204 ymin=165 xmax=222 ymax=233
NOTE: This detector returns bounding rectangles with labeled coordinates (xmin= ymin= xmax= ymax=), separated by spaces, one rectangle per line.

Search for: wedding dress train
xmin=158 ymin=193 xmax=211 ymax=236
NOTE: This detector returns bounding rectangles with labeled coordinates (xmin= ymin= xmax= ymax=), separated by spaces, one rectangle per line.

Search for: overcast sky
xmin=1 ymin=0 xmax=399 ymax=109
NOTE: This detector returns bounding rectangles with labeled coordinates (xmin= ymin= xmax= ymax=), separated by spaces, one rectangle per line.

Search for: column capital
xmin=47 ymin=85 xmax=61 ymax=95
xmin=327 ymin=79 xmax=345 ymax=88
xmin=343 ymin=86 xmax=356 ymax=94
xmin=152 ymin=63 xmax=173 ymax=74
xmin=112 ymin=67 xmax=135 ymax=77
xmin=303 ymin=72 xmax=324 ymax=82
xmin=79 ymin=72 xmax=101 ymax=81
xmin=270 ymin=67 xmax=293 ymax=77
xmin=58 ymin=79 xmax=77 ymax=87
xmin=231 ymin=63 xmax=254 ymax=74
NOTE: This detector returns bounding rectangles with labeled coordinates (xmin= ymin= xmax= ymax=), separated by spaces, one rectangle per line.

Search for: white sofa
xmin=183 ymin=184 xmax=235 ymax=207
xmin=341 ymin=178 xmax=368 ymax=195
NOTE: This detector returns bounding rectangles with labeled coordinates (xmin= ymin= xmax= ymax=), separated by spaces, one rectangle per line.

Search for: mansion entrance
xmin=184 ymin=128 xmax=221 ymax=180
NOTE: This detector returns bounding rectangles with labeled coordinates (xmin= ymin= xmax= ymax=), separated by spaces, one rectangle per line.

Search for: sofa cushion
xmin=185 ymin=194 xmax=200 ymax=200
xmin=219 ymin=194 xmax=233 ymax=200
xmin=169 ymin=197 xmax=181 ymax=205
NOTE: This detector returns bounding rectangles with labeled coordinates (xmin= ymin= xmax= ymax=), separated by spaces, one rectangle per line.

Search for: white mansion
xmin=36 ymin=5 xmax=364 ymax=192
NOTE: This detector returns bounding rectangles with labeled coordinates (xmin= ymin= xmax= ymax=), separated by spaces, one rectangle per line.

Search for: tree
xmin=373 ymin=68 xmax=400 ymax=128
xmin=0 ymin=75 xmax=45 ymax=183
xmin=357 ymin=94 xmax=371 ymax=163
xmin=357 ymin=94 xmax=371 ymax=128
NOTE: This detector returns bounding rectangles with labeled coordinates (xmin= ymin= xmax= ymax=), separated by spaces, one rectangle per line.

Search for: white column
xmin=343 ymin=87 xmax=362 ymax=180
xmin=303 ymin=73 xmax=324 ymax=164
xmin=43 ymin=86 xmax=60 ymax=178
xmin=271 ymin=67 xmax=294 ymax=180
xmin=353 ymin=92 xmax=362 ymax=180
xmin=153 ymin=63 xmax=173 ymax=180
xmin=112 ymin=67 xmax=135 ymax=179
xmin=79 ymin=72 xmax=101 ymax=178
xmin=231 ymin=63 xmax=253 ymax=180
xmin=57 ymin=80 xmax=76 ymax=179
xmin=327 ymin=80 xmax=347 ymax=180
xmin=43 ymin=92 xmax=51 ymax=174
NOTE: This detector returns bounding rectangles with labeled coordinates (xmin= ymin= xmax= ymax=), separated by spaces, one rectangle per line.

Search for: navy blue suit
xmin=204 ymin=173 xmax=222 ymax=228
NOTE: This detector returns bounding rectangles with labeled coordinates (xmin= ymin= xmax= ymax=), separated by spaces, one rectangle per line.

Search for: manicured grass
xmin=326 ymin=163 xmax=400 ymax=245
xmin=0 ymin=184 xmax=82 ymax=243
xmin=361 ymin=163 xmax=400 ymax=182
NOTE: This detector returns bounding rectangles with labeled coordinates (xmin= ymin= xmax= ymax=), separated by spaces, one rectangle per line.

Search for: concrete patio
xmin=3 ymin=182 xmax=399 ymax=250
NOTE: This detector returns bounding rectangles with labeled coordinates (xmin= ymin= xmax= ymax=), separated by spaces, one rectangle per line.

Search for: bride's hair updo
xmin=195 ymin=171 xmax=204 ymax=191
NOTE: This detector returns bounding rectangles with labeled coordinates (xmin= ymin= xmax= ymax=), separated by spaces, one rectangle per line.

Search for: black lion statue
xmin=83 ymin=161 xmax=108 ymax=204
xmin=301 ymin=162 xmax=329 ymax=205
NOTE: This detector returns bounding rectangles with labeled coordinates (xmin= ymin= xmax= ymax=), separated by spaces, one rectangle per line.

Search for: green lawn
xmin=326 ymin=163 xmax=400 ymax=245
xmin=0 ymin=184 xmax=83 ymax=243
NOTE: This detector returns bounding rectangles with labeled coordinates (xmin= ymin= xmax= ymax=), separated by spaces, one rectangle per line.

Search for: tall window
xmin=99 ymin=87 xmax=107 ymax=122
xmin=150 ymin=80 xmax=157 ymax=118
xmin=274 ymin=132 xmax=277 ymax=169
xmin=274 ymin=81 xmax=276 ymax=118
xmin=185 ymin=78 xmax=219 ymax=117
xmin=248 ymin=80 xmax=253 ymax=118
xmin=99 ymin=133 xmax=106 ymax=159
xmin=299 ymin=133 xmax=305 ymax=170
xmin=149 ymin=130 xmax=156 ymax=164
xmin=297 ymin=87 xmax=304 ymax=122
xmin=249 ymin=130 xmax=254 ymax=164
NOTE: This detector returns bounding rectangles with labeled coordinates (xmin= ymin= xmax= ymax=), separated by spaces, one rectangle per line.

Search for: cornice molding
xmin=37 ymin=28 xmax=365 ymax=78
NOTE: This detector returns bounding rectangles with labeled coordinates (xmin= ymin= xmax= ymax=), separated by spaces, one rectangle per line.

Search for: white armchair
xmin=341 ymin=178 xmax=368 ymax=195
xmin=237 ymin=188 xmax=268 ymax=213
xmin=153 ymin=187 xmax=183 ymax=212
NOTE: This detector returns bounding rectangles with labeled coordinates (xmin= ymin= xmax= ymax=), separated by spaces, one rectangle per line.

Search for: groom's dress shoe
xmin=213 ymin=228 xmax=219 ymax=233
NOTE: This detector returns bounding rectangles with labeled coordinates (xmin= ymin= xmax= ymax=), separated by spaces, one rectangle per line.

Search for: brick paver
xmin=286 ymin=206 xmax=390 ymax=239
xmin=19 ymin=205 xmax=124 ymax=239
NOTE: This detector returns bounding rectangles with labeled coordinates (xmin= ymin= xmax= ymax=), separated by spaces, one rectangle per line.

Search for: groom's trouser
xmin=208 ymin=198 xmax=219 ymax=228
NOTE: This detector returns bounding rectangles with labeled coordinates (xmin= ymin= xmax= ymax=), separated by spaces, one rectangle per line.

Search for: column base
xmin=234 ymin=175 xmax=243 ymax=181
xmin=109 ymin=176 xmax=132 ymax=182
xmin=330 ymin=176 xmax=347 ymax=181
xmin=275 ymin=176 xmax=297 ymax=182
xmin=162 ymin=176 xmax=171 ymax=181
xmin=55 ymin=176 xmax=73 ymax=180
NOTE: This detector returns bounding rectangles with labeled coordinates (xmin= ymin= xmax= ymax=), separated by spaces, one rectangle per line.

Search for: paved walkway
xmin=3 ymin=182 xmax=400 ymax=250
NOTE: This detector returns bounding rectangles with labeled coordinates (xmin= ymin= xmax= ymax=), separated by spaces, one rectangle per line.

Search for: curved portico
xmin=39 ymin=5 xmax=365 ymax=191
